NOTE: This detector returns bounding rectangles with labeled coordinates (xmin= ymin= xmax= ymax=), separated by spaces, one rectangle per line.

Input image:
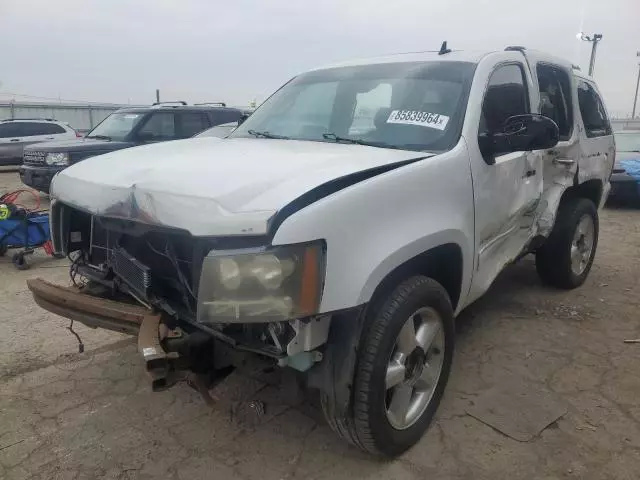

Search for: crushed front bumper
xmin=27 ymin=278 xmax=180 ymax=390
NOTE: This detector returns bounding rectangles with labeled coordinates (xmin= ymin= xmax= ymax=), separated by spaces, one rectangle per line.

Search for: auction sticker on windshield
xmin=387 ymin=110 xmax=449 ymax=131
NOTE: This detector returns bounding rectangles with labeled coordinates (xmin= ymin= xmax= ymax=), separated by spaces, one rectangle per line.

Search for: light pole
xmin=632 ymin=52 xmax=640 ymax=119
xmin=577 ymin=32 xmax=603 ymax=76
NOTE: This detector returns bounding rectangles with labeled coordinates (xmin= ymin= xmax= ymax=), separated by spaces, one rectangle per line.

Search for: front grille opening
xmin=23 ymin=151 xmax=47 ymax=165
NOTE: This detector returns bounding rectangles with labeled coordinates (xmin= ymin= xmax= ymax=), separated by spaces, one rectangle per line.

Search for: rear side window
xmin=480 ymin=63 xmax=529 ymax=133
xmin=178 ymin=113 xmax=209 ymax=138
xmin=537 ymin=64 xmax=573 ymax=141
xmin=577 ymin=80 xmax=611 ymax=138
xmin=41 ymin=123 xmax=67 ymax=134
xmin=137 ymin=113 xmax=176 ymax=140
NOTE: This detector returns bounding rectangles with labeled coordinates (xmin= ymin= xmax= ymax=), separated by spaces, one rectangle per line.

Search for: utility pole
xmin=577 ymin=33 xmax=603 ymax=76
xmin=633 ymin=52 xmax=640 ymax=119
xmin=155 ymin=89 xmax=160 ymax=104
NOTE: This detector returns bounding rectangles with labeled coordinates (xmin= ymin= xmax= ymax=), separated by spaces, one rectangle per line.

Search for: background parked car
xmin=194 ymin=121 xmax=239 ymax=138
xmin=609 ymin=130 xmax=640 ymax=203
xmin=0 ymin=119 xmax=78 ymax=166
xmin=19 ymin=102 xmax=244 ymax=192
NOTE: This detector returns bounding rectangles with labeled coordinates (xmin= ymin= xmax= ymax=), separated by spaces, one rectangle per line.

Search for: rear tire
xmin=321 ymin=276 xmax=454 ymax=457
xmin=536 ymin=197 xmax=598 ymax=289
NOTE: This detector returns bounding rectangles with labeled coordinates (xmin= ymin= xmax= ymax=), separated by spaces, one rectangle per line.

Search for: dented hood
xmin=51 ymin=137 xmax=428 ymax=236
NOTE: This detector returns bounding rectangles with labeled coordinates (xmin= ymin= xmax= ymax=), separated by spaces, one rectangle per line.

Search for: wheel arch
xmin=362 ymin=241 xmax=466 ymax=312
xmin=561 ymin=178 xmax=603 ymax=208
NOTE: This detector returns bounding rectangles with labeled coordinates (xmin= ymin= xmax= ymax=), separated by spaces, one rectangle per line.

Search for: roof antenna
xmin=439 ymin=41 xmax=451 ymax=55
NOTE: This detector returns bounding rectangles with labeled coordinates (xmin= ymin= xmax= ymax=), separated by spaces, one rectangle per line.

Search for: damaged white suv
xmin=30 ymin=46 xmax=614 ymax=456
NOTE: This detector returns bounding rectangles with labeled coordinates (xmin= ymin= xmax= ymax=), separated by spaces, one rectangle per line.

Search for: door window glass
xmin=179 ymin=113 xmax=208 ymax=138
xmin=480 ymin=64 xmax=529 ymax=133
xmin=537 ymin=64 xmax=573 ymax=140
xmin=577 ymin=80 xmax=611 ymax=138
xmin=137 ymin=113 xmax=176 ymax=141
xmin=0 ymin=123 xmax=19 ymax=138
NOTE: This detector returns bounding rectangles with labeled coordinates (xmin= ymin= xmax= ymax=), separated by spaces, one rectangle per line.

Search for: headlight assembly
xmin=197 ymin=241 xmax=325 ymax=324
xmin=45 ymin=152 xmax=69 ymax=166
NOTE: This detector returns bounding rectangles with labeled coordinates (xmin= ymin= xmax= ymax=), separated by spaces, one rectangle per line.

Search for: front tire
xmin=322 ymin=276 xmax=455 ymax=457
xmin=536 ymin=197 xmax=598 ymax=289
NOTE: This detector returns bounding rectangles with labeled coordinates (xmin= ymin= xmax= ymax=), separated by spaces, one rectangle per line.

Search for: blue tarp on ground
xmin=620 ymin=158 xmax=640 ymax=182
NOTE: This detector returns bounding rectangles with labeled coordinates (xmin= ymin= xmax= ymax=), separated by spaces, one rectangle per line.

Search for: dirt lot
xmin=1 ymin=170 xmax=640 ymax=480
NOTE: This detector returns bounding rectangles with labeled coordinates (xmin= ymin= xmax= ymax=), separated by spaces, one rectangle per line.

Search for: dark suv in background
xmin=20 ymin=102 xmax=244 ymax=192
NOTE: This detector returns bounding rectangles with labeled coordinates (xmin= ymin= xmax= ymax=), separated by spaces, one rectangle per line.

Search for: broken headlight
xmin=197 ymin=241 xmax=325 ymax=324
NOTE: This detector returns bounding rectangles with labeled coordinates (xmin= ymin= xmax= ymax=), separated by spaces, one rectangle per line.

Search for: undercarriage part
xmin=27 ymin=278 xmax=148 ymax=335
xmin=278 ymin=350 xmax=323 ymax=371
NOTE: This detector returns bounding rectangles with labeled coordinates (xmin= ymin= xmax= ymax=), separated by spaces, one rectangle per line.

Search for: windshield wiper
xmin=247 ymin=130 xmax=290 ymax=140
xmin=86 ymin=134 xmax=112 ymax=141
xmin=322 ymin=133 xmax=404 ymax=150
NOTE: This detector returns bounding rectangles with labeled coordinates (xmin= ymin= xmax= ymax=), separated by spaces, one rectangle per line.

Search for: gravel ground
xmin=1 ymin=171 xmax=640 ymax=480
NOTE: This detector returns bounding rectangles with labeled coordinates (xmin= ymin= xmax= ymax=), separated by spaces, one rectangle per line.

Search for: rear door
xmin=575 ymin=78 xmax=615 ymax=198
xmin=532 ymin=61 xmax=581 ymax=224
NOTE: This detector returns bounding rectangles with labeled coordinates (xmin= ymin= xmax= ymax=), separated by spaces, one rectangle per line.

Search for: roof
xmin=306 ymin=48 xmax=578 ymax=74
xmin=308 ymin=50 xmax=494 ymax=72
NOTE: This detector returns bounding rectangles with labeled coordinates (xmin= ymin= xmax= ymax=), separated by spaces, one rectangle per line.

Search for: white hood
xmin=52 ymin=137 xmax=428 ymax=236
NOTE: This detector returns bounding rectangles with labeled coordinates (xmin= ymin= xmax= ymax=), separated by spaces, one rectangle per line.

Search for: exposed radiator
xmin=111 ymin=247 xmax=152 ymax=300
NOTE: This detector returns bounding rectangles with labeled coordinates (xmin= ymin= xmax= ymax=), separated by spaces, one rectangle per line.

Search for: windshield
xmin=615 ymin=132 xmax=640 ymax=152
xmin=86 ymin=112 xmax=145 ymax=141
xmin=230 ymin=61 xmax=475 ymax=152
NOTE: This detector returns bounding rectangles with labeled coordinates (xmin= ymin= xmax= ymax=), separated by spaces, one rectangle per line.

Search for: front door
xmin=467 ymin=60 xmax=543 ymax=302
xmin=0 ymin=123 xmax=22 ymax=164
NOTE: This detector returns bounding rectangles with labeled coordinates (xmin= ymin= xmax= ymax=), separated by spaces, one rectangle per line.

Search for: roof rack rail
xmin=505 ymin=46 xmax=526 ymax=52
xmin=194 ymin=102 xmax=227 ymax=107
xmin=2 ymin=117 xmax=57 ymax=122
xmin=151 ymin=101 xmax=187 ymax=107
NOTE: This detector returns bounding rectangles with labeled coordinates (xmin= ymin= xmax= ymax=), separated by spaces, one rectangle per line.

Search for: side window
xmin=577 ymin=80 xmax=611 ymax=138
xmin=42 ymin=123 xmax=66 ymax=135
xmin=178 ymin=113 xmax=208 ymax=138
xmin=137 ymin=113 xmax=176 ymax=141
xmin=480 ymin=64 xmax=529 ymax=133
xmin=15 ymin=122 xmax=44 ymax=137
xmin=0 ymin=123 xmax=19 ymax=138
xmin=537 ymin=64 xmax=573 ymax=141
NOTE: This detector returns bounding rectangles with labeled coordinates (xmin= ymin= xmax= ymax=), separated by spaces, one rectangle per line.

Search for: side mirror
xmin=479 ymin=114 xmax=559 ymax=165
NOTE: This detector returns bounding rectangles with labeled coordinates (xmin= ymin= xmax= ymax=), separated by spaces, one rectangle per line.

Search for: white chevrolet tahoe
xmin=30 ymin=46 xmax=615 ymax=456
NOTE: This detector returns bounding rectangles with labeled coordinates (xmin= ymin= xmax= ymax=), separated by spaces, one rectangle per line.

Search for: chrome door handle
xmin=553 ymin=158 xmax=575 ymax=166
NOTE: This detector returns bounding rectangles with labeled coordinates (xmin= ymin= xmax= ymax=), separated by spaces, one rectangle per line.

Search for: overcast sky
xmin=1 ymin=0 xmax=639 ymax=117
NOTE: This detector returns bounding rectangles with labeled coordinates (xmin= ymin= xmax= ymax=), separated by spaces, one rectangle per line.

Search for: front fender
xmin=271 ymin=143 xmax=475 ymax=314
